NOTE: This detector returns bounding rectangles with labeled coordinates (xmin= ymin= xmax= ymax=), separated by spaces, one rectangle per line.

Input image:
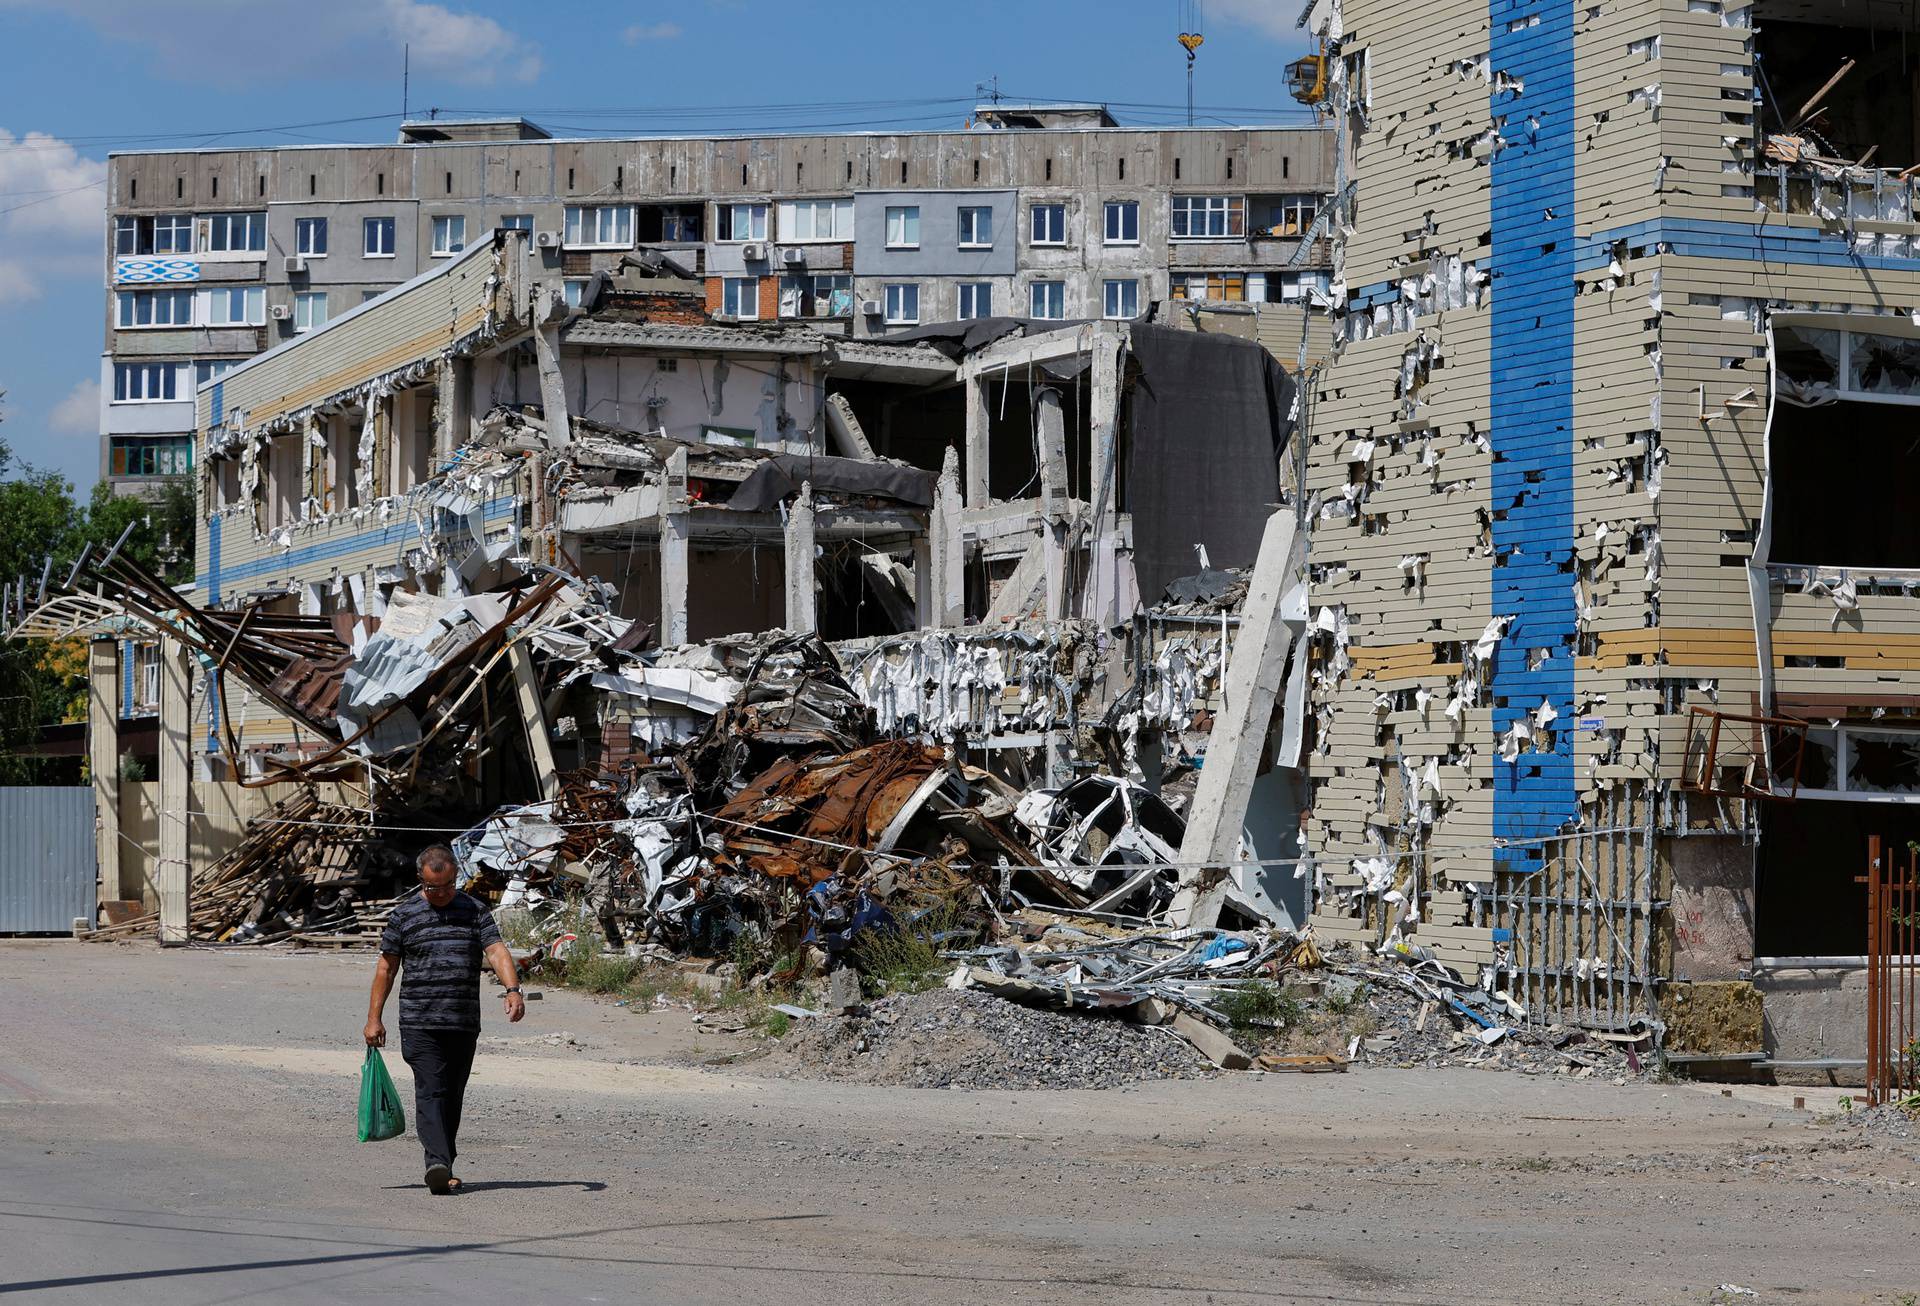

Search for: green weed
xmin=1215 ymin=981 xmax=1305 ymax=1032
xmin=853 ymin=902 xmax=963 ymax=997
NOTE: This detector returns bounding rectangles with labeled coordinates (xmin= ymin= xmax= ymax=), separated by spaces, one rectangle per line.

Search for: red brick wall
xmin=702 ymin=275 xmax=776 ymax=321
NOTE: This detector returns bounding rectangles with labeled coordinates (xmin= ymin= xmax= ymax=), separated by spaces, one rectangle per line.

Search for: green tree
xmin=0 ymin=416 xmax=198 ymax=782
xmin=0 ymin=433 xmax=85 ymax=783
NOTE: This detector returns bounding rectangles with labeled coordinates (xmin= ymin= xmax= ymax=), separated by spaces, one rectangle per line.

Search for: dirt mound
xmin=766 ymin=988 xmax=1216 ymax=1089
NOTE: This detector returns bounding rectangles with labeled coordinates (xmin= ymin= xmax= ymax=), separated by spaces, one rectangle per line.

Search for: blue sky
xmin=0 ymin=0 xmax=1312 ymax=493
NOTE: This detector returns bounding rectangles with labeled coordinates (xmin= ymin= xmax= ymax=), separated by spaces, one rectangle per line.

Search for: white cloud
xmin=2 ymin=0 xmax=543 ymax=87
xmin=48 ymin=378 xmax=99 ymax=436
xmin=0 ymin=129 xmax=106 ymax=307
xmin=623 ymin=21 xmax=681 ymax=43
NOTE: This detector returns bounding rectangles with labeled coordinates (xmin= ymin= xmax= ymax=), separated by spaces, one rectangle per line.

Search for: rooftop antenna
xmin=1177 ymin=1 xmax=1205 ymax=126
xmin=402 ymin=44 xmax=410 ymax=123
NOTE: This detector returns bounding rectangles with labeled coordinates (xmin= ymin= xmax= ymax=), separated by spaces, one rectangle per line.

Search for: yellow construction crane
xmin=1178 ymin=1 xmax=1204 ymax=125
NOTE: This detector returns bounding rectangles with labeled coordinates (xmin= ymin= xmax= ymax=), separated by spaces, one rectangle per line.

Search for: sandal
xmin=425 ymin=1164 xmax=452 ymax=1195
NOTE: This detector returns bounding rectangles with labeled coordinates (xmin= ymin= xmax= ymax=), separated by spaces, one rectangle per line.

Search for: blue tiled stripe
xmin=196 ymin=495 xmax=516 ymax=592
xmin=120 ymin=639 xmax=134 ymax=720
xmin=1489 ymin=0 xmax=1577 ymax=871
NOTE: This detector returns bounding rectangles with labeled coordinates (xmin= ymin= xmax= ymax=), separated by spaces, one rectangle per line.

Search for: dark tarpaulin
xmin=725 ymin=454 xmax=933 ymax=513
xmin=1126 ymin=324 xmax=1295 ymax=604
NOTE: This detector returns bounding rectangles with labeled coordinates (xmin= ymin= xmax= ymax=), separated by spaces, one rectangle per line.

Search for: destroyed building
xmin=1290 ymin=0 xmax=1920 ymax=1076
xmin=27 ymin=6 xmax=1920 ymax=1088
xmin=96 ymin=116 xmax=1334 ymax=495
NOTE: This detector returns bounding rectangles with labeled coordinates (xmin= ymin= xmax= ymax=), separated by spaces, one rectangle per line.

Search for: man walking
xmin=365 ymin=845 xmax=525 ymax=1194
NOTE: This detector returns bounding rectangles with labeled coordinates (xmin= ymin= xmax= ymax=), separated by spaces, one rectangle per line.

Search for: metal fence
xmin=0 ymin=786 xmax=95 ymax=934
xmin=1488 ymin=785 xmax=1663 ymax=1035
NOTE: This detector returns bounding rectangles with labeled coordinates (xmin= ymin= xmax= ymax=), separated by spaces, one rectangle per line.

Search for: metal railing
xmin=1863 ymin=836 xmax=1920 ymax=1106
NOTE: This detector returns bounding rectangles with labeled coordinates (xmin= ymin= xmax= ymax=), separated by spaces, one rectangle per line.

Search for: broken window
xmin=779 ymin=273 xmax=851 ymax=319
xmin=635 ymin=204 xmax=701 ymax=243
xmin=115 ymin=214 xmax=193 ymax=256
xmin=1757 ymin=5 xmax=1920 ymax=173
xmin=1770 ymin=324 xmax=1920 ymax=567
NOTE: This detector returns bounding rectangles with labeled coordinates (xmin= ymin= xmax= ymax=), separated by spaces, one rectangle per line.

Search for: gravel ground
xmin=768 ymin=989 xmax=1217 ymax=1089
xmin=7 ymin=941 xmax=1920 ymax=1305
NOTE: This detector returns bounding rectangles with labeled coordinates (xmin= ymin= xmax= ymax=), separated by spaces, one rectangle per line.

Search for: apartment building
xmin=100 ymin=111 xmax=1333 ymax=494
xmin=1293 ymin=0 xmax=1920 ymax=1071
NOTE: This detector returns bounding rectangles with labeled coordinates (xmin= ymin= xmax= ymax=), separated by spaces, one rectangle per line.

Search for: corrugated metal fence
xmin=0 ymin=787 xmax=95 ymax=934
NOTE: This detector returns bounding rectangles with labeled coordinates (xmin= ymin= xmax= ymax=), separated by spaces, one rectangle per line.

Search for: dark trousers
xmin=399 ymin=1026 xmax=478 ymax=1171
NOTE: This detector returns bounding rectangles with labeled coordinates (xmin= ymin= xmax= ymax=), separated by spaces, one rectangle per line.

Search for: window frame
xmin=293 ymin=290 xmax=328 ymax=334
xmin=205 ymin=285 xmax=267 ymax=327
xmin=430 ymin=214 xmax=467 ymax=257
xmin=108 ymin=434 xmax=195 ymax=478
xmin=716 ymin=202 xmax=769 ymax=243
xmin=956 ymin=281 xmax=993 ymax=321
xmin=721 ymin=276 xmax=761 ymax=320
xmin=1029 ymin=280 xmax=1066 ymax=320
xmin=957 ymin=205 xmax=994 ymax=249
xmin=1170 ymin=271 xmax=1248 ymax=302
xmin=1102 ymin=278 xmax=1139 ymax=320
xmin=363 ymin=216 xmax=396 ymax=258
xmin=1103 ymin=200 xmax=1140 ymax=245
xmin=777 ymin=198 xmax=853 ymax=243
xmin=115 ymin=214 xmax=194 ymax=257
xmin=884 ymin=205 xmax=921 ymax=250
xmin=115 ymin=288 xmax=195 ymax=329
xmin=1029 ymin=203 xmax=1067 ymax=246
xmin=563 ymin=204 xmax=636 ymax=249
xmin=883 ymin=281 xmax=920 ymax=325
xmin=192 ymin=359 xmax=240 ymax=389
xmin=499 ymin=213 xmax=534 ymax=234
xmin=1170 ymin=194 xmax=1245 ymax=240
xmin=779 ymin=272 xmax=852 ymax=319
xmin=1265 ymin=194 xmax=1319 ymax=237
xmin=294 ymin=216 xmax=328 ymax=258
xmin=201 ymin=210 xmax=267 ymax=253
xmin=112 ymin=361 xmax=184 ymax=403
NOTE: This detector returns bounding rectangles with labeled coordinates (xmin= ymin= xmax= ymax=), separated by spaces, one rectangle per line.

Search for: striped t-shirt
xmin=379 ymin=891 xmax=503 ymax=1031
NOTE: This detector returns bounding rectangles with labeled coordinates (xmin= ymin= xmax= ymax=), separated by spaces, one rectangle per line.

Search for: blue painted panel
xmin=1489 ymin=0 xmax=1578 ymax=870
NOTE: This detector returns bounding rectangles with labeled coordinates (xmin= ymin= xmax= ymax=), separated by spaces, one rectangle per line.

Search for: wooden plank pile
xmin=85 ymin=788 xmax=410 ymax=947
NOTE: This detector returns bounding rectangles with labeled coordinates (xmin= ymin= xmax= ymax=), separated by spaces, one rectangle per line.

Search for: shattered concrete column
xmin=1036 ymin=386 xmax=1070 ymax=621
xmin=508 ymin=640 xmax=561 ymax=803
xmin=784 ymin=481 xmax=817 ymax=635
xmin=963 ymin=370 xmax=991 ymax=508
xmin=1170 ymin=509 xmax=1303 ymax=928
xmin=533 ymin=290 xmax=572 ymax=447
xmin=912 ymin=530 xmax=934 ymax=625
xmin=156 ymin=637 xmax=192 ymax=946
xmin=87 ymin=639 xmax=121 ymax=906
xmin=658 ymin=446 xmax=691 ymax=646
xmin=927 ymin=446 xmax=965 ymax=627
xmin=435 ymin=356 xmax=473 ymax=463
xmin=825 ymin=393 xmax=876 ymax=461
xmin=1085 ymin=329 xmax=1123 ymax=625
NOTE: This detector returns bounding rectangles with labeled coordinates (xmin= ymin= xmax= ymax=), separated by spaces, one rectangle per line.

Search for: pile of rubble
xmin=87 ymin=788 xmax=415 ymax=945
xmin=774 ymin=988 xmax=1217 ymax=1090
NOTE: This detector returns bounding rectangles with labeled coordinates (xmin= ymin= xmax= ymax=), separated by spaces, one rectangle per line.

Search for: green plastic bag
xmin=357 ymin=1046 xmax=406 ymax=1143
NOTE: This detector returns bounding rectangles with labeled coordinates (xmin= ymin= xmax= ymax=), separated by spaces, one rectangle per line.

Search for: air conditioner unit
xmin=535 ymin=231 xmax=562 ymax=249
xmin=780 ymin=247 xmax=806 ymax=266
xmin=859 ymin=299 xmax=884 ymax=316
xmin=740 ymin=242 xmax=767 ymax=261
xmin=268 ymin=304 xmax=292 ymax=321
xmin=283 ymin=255 xmax=307 ymax=274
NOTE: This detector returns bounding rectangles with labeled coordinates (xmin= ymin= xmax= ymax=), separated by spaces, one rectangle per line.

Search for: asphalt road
xmin=0 ymin=941 xmax=1915 ymax=1305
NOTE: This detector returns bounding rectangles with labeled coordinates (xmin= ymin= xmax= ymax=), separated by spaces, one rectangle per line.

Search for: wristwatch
xmin=502 ymin=986 xmax=521 ymax=996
